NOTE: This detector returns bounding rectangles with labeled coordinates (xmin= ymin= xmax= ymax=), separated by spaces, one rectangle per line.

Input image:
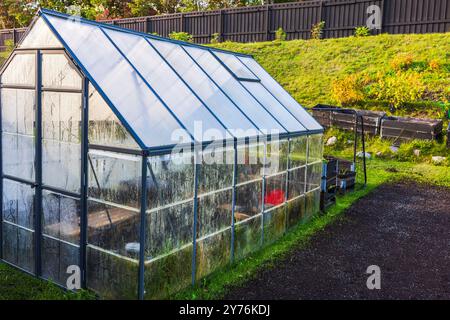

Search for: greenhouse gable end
xmin=0 ymin=9 xmax=323 ymax=299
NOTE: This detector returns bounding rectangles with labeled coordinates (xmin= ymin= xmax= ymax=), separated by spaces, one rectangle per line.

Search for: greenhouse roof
xmin=21 ymin=9 xmax=323 ymax=151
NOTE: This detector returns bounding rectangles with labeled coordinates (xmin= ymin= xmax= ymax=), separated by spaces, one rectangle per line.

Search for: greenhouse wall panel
xmin=0 ymin=9 xmax=324 ymax=300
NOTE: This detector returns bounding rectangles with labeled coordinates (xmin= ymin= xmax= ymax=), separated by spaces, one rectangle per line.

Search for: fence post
xmin=265 ymin=5 xmax=271 ymax=41
xmin=12 ymin=28 xmax=16 ymax=45
xmin=380 ymin=0 xmax=385 ymax=33
xmin=219 ymin=10 xmax=224 ymax=42
xmin=180 ymin=13 xmax=184 ymax=32
xmin=144 ymin=17 xmax=149 ymax=34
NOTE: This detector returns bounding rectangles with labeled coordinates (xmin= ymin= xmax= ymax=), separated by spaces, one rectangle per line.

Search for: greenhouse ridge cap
xmin=37 ymin=8 xmax=254 ymax=59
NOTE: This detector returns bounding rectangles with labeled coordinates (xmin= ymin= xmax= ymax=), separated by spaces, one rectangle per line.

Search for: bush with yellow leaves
xmin=331 ymin=74 xmax=365 ymax=106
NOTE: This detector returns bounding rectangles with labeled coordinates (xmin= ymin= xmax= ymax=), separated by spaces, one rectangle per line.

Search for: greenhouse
xmin=0 ymin=9 xmax=323 ymax=299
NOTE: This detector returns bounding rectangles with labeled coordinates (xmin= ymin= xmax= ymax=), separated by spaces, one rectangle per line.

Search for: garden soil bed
xmin=225 ymin=181 xmax=450 ymax=300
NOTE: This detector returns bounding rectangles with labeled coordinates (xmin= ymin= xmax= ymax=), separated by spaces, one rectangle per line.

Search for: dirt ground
xmin=225 ymin=181 xmax=450 ymax=300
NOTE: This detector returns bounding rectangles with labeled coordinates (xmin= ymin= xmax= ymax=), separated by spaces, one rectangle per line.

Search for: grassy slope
xmin=214 ymin=33 xmax=450 ymax=117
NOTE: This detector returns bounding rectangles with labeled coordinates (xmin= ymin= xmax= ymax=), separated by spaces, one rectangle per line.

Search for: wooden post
xmin=12 ymin=28 xmax=16 ymax=46
xmin=265 ymin=5 xmax=271 ymax=41
xmin=219 ymin=10 xmax=224 ymax=42
xmin=180 ymin=13 xmax=184 ymax=32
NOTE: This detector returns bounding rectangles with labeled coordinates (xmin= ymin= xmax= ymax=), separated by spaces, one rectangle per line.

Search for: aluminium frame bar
xmin=138 ymin=155 xmax=148 ymax=300
xmin=0 ymin=73 xmax=2 ymax=259
xmin=191 ymin=150 xmax=200 ymax=285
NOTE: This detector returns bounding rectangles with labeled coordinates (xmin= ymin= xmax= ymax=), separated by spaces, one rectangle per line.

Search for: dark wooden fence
xmin=1 ymin=0 xmax=449 ymax=51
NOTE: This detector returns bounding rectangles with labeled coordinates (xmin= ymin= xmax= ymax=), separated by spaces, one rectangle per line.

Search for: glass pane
xmin=264 ymin=173 xmax=286 ymax=210
xmin=306 ymin=162 xmax=322 ymax=192
xmin=195 ymin=228 xmax=231 ymax=281
xmin=198 ymin=146 xmax=234 ymax=194
xmin=42 ymin=191 xmax=80 ymax=244
xmin=19 ymin=17 xmax=62 ymax=48
xmin=42 ymin=236 xmax=79 ymax=286
xmin=147 ymin=152 xmax=194 ymax=209
xmin=305 ymin=189 xmax=321 ymax=219
xmin=238 ymin=56 xmax=323 ymax=131
xmin=286 ymin=195 xmax=305 ymax=229
xmin=88 ymin=83 xmax=140 ymax=149
xmin=184 ymin=46 xmax=287 ymax=134
xmin=2 ymin=179 xmax=35 ymax=273
xmin=236 ymin=142 xmax=264 ymax=184
xmin=308 ymin=134 xmax=324 ymax=163
xmin=235 ymin=180 xmax=263 ymax=220
xmin=146 ymin=201 xmax=193 ymax=258
xmin=45 ymin=14 xmax=192 ymax=148
xmin=1 ymin=89 xmax=35 ymax=181
xmin=144 ymin=244 xmax=192 ymax=299
xmin=265 ymin=140 xmax=288 ymax=175
xmin=288 ymin=167 xmax=306 ymax=200
xmin=42 ymin=54 xmax=82 ymax=89
xmin=88 ymin=150 xmax=142 ymax=208
xmin=197 ymin=189 xmax=232 ymax=238
xmin=149 ymin=39 xmax=259 ymax=139
xmin=105 ymin=29 xmax=228 ymax=143
xmin=234 ymin=214 xmax=262 ymax=260
xmin=87 ymin=245 xmax=138 ymax=299
xmin=87 ymin=200 xmax=140 ymax=259
xmin=242 ymin=81 xmax=305 ymax=133
xmin=42 ymin=91 xmax=81 ymax=193
xmin=290 ymin=135 xmax=307 ymax=168
xmin=1 ymin=54 xmax=35 ymax=86
xmin=263 ymin=204 xmax=286 ymax=244
xmin=213 ymin=51 xmax=259 ymax=81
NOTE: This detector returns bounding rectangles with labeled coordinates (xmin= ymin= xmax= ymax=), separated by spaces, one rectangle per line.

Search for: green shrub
xmin=354 ymin=26 xmax=370 ymax=37
xmin=0 ymin=39 xmax=14 ymax=66
xmin=210 ymin=33 xmax=220 ymax=44
xmin=169 ymin=31 xmax=193 ymax=43
xmin=331 ymin=74 xmax=365 ymax=106
xmin=311 ymin=21 xmax=325 ymax=40
xmin=275 ymin=27 xmax=287 ymax=41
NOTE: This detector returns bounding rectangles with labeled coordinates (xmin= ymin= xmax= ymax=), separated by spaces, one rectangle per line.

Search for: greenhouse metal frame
xmin=0 ymin=9 xmax=324 ymax=299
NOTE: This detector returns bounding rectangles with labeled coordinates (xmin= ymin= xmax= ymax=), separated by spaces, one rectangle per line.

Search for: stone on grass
xmin=431 ymin=156 xmax=446 ymax=164
xmin=390 ymin=146 xmax=399 ymax=153
xmin=356 ymin=151 xmax=371 ymax=159
xmin=326 ymin=136 xmax=337 ymax=146
xmin=413 ymin=149 xmax=421 ymax=157
xmin=376 ymin=151 xmax=383 ymax=157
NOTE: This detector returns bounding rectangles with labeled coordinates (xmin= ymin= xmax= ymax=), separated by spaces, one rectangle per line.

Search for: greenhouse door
xmin=1 ymin=49 xmax=84 ymax=287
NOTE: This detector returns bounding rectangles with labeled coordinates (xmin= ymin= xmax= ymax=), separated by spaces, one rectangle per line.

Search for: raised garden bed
xmin=336 ymin=158 xmax=356 ymax=193
xmin=320 ymin=156 xmax=337 ymax=210
xmin=380 ymin=116 xmax=443 ymax=143
xmin=312 ymin=104 xmax=385 ymax=135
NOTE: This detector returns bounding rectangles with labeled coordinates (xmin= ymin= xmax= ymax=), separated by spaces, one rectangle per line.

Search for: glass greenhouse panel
xmin=286 ymin=195 xmax=305 ymax=229
xmin=184 ymin=46 xmax=287 ymax=134
xmin=147 ymin=152 xmax=194 ymax=209
xmin=233 ymin=214 xmax=262 ymax=260
xmin=195 ymin=228 xmax=231 ymax=281
xmin=235 ymin=180 xmax=263 ymax=220
xmin=144 ymin=244 xmax=193 ymax=299
xmin=1 ymin=53 xmax=36 ymax=86
xmin=264 ymin=173 xmax=287 ymax=210
xmin=290 ymin=135 xmax=307 ymax=168
xmin=305 ymin=189 xmax=321 ymax=219
xmin=1 ymin=88 xmax=36 ymax=181
xmin=104 ymin=29 xmax=228 ymax=142
xmin=87 ymin=245 xmax=139 ymax=300
xmin=42 ymin=91 xmax=81 ymax=193
xmin=288 ymin=167 xmax=306 ymax=200
xmin=87 ymin=200 xmax=140 ymax=258
xmin=308 ymin=134 xmax=324 ymax=163
xmin=241 ymin=81 xmax=306 ymax=133
xmin=2 ymin=179 xmax=35 ymax=273
xmin=88 ymin=150 xmax=141 ymax=208
xmin=45 ymin=14 xmax=193 ymax=148
xmin=236 ymin=142 xmax=264 ymax=184
xmin=42 ymin=236 xmax=79 ymax=286
xmin=306 ymin=162 xmax=322 ymax=192
xmin=265 ymin=140 xmax=289 ymax=176
xmin=42 ymin=54 xmax=82 ymax=89
xmin=19 ymin=17 xmax=62 ymax=49
xmin=238 ymin=56 xmax=323 ymax=131
xmin=263 ymin=204 xmax=286 ymax=244
xmin=197 ymin=189 xmax=233 ymax=238
xmin=88 ymin=84 xmax=140 ymax=150
xmin=148 ymin=39 xmax=259 ymax=139
xmin=213 ymin=51 xmax=259 ymax=81
xmin=198 ymin=146 xmax=234 ymax=194
xmin=146 ymin=201 xmax=194 ymax=259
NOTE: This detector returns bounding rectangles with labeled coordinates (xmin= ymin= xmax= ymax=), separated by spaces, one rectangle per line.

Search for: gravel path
xmin=225 ymin=182 xmax=450 ymax=300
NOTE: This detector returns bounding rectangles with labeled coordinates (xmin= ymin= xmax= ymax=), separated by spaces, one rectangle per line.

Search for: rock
xmin=347 ymin=140 xmax=354 ymax=144
xmin=376 ymin=151 xmax=383 ymax=157
xmin=326 ymin=136 xmax=337 ymax=146
xmin=125 ymin=242 xmax=140 ymax=254
xmin=413 ymin=149 xmax=421 ymax=157
xmin=390 ymin=146 xmax=399 ymax=153
xmin=431 ymin=156 xmax=446 ymax=164
xmin=356 ymin=151 xmax=371 ymax=159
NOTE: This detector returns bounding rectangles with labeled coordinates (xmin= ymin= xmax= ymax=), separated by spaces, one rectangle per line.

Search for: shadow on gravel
xmin=225 ymin=181 xmax=450 ymax=300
